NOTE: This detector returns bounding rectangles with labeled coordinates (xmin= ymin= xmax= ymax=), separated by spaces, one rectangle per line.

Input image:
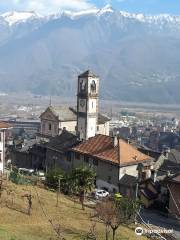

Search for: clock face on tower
xmin=80 ymin=99 xmax=85 ymax=108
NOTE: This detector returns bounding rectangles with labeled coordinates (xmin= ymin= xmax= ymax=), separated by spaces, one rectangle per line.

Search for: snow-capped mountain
xmin=1 ymin=5 xmax=180 ymax=26
xmin=0 ymin=5 xmax=180 ymax=104
xmin=0 ymin=11 xmax=43 ymax=26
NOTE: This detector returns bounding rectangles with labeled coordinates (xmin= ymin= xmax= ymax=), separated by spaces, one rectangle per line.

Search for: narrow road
xmin=140 ymin=209 xmax=180 ymax=239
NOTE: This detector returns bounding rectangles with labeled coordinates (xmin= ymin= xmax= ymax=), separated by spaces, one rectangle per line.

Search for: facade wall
xmin=119 ymin=185 xmax=136 ymax=199
xmin=77 ymin=117 xmax=86 ymax=140
xmin=97 ymin=122 xmax=110 ymax=136
xmin=46 ymin=148 xmax=72 ymax=172
xmin=41 ymin=119 xmax=59 ymax=137
xmin=72 ymin=153 xmax=120 ymax=192
xmin=12 ymin=145 xmax=46 ymax=171
xmin=119 ymin=164 xmax=138 ymax=179
xmin=87 ymin=117 xmax=97 ymax=139
xmin=12 ymin=151 xmax=32 ymax=169
xmin=88 ymin=98 xmax=97 ymax=114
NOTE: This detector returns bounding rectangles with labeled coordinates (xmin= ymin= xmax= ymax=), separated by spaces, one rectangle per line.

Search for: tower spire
xmin=49 ymin=96 xmax=52 ymax=106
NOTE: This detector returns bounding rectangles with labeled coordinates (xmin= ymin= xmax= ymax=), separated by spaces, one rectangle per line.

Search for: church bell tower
xmin=77 ymin=70 xmax=99 ymax=140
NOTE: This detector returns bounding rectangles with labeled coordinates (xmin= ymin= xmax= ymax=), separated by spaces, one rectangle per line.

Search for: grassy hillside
xmin=0 ymin=180 xmax=146 ymax=240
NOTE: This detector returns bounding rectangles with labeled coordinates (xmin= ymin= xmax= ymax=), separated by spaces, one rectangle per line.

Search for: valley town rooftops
xmin=72 ymin=134 xmax=153 ymax=166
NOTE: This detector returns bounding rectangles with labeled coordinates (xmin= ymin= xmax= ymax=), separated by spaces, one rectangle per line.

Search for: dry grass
xmin=0 ymin=180 xmax=147 ymax=240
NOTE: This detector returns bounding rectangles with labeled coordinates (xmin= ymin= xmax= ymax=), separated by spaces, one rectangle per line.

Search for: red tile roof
xmin=72 ymin=134 xmax=153 ymax=166
xmin=0 ymin=122 xmax=11 ymax=129
xmin=168 ymin=174 xmax=180 ymax=184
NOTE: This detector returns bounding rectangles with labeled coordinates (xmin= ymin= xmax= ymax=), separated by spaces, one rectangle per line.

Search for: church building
xmin=39 ymin=70 xmax=110 ymax=140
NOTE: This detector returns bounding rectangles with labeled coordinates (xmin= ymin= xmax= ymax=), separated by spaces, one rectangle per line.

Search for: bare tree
xmin=0 ymin=179 xmax=3 ymax=199
xmin=22 ymin=193 xmax=32 ymax=215
xmin=94 ymin=198 xmax=140 ymax=240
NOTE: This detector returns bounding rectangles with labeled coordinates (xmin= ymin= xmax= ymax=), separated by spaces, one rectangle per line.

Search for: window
xmin=97 ymin=126 xmax=99 ymax=131
xmin=84 ymin=156 xmax=89 ymax=164
xmin=49 ymin=123 xmax=52 ymax=131
xmin=108 ymin=176 xmax=112 ymax=184
xmin=0 ymin=153 xmax=2 ymax=162
xmin=67 ymin=153 xmax=71 ymax=162
xmin=0 ymin=133 xmax=1 ymax=142
xmin=92 ymin=101 xmax=94 ymax=109
xmin=75 ymin=153 xmax=80 ymax=160
xmin=91 ymin=80 xmax=96 ymax=93
xmin=93 ymin=159 xmax=98 ymax=166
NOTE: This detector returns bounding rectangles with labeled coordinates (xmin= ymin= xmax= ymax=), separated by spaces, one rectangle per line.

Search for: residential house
xmin=45 ymin=130 xmax=80 ymax=172
xmin=165 ymin=173 xmax=180 ymax=218
xmin=12 ymin=139 xmax=47 ymax=170
xmin=139 ymin=178 xmax=161 ymax=208
xmin=0 ymin=122 xmax=10 ymax=173
xmin=139 ymin=149 xmax=180 ymax=210
xmin=119 ymin=174 xmax=137 ymax=198
xmin=71 ymin=134 xmax=154 ymax=193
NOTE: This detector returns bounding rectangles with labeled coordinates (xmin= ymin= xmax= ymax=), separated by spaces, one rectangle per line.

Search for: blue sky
xmin=0 ymin=0 xmax=180 ymax=15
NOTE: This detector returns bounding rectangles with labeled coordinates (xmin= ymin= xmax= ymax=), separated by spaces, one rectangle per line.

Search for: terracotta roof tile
xmin=0 ymin=122 xmax=10 ymax=129
xmin=72 ymin=134 xmax=152 ymax=165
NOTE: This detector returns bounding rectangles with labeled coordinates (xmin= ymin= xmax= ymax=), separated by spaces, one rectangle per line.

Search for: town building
xmin=45 ymin=130 xmax=80 ymax=172
xmin=0 ymin=122 xmax=10 ymax=174
xmin=71 ymin=134 xmax=154 ymax=192
xmin=11 ymin=139 xmax=47 ymax=170
xmin=165 ymin=173 xmax=180 ymax=218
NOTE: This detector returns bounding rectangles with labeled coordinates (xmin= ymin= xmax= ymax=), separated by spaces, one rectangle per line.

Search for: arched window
xmin=80 ymin=80 xmax=86 ymax=91
xmin=91 ymin=80 xmax=96 ymax=93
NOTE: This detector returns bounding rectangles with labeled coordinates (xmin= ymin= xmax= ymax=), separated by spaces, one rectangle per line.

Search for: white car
xmin=19 ymin=168 xmax=34 ymax=176
xmin=34 ymin=171 xmax=46 ymax=181
xmin=94 ymin=189 xmax=109 ymax=199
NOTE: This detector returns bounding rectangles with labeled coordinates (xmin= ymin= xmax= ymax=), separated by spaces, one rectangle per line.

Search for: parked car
xmin=18 ymin=168 xmax=34 ymax=176
xmin=92 ymin=189 xmax=110 ymax=200
xmin=34 ymin=171 xmax=46 ymax=181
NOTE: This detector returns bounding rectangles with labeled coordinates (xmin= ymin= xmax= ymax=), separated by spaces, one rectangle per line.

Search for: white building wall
xmin=88 ymin=99 xmax=97 ymax=113
xmin=0 ymin=131 xmax=5 ymax=173
xmin=60 ymin=121 xmax=76 ymax=133
xmin=41 ymin=119 xmax=59 ymax=137
xmin=87 ymin=117 xmax=97 ymax=139
xmin=119 ymin=164 xmax=138 ymax=179
xmin=97 ymin=122 xmax=110 ymax=136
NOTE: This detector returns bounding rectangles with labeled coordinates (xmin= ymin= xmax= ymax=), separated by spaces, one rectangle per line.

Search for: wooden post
xmin=56 ymin=177 xmax=61 ymax=207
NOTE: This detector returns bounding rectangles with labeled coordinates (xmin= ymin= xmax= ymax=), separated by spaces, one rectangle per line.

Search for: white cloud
xmin=0 ymin=0 xmax=95 ymax=15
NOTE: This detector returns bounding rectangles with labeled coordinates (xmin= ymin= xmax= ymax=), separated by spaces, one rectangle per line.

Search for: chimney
xmin=167 ymin=170 xmax=171 ymax=176
xmin=151 ymin=170 xmax=157 ymax=182
xmin=113 ymin=135 xmax=118 ymax=147
xmin=163 ymin=147 xmax=170 ymax=158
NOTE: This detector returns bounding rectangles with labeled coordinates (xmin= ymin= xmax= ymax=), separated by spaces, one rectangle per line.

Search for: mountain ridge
xmin=0 ymin=5 xmax=180 ymax=104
